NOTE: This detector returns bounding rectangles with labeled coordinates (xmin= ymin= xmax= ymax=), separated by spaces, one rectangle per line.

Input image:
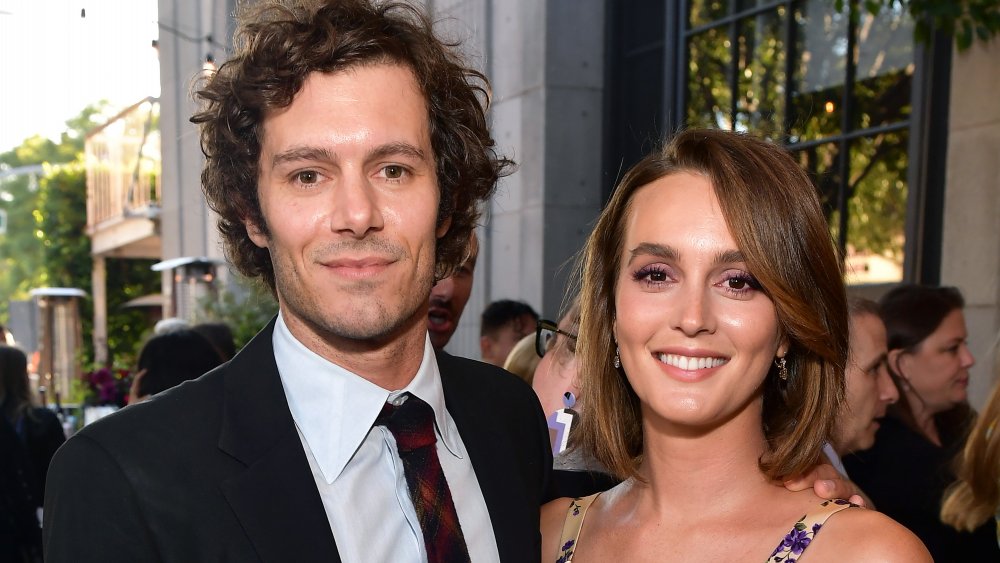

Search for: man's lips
xmin=427 ymin=307 xmax=453 ymax=330
xmin=320 ymin=256 xmax=394 ymax=278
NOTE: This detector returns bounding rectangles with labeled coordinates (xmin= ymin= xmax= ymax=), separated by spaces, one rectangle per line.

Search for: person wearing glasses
xmin=540 ymin=129 xmax=928 ymax=562
xmin=532 ymin=300 xmax=581 ymax=434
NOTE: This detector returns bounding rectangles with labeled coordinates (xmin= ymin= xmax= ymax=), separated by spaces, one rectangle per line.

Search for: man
xmin=826 ymin=297 xmax=899 ymax=474
xmin=428 ymin=233 xmax=478 ymax=350
xmin=480 ymin=299 xmax=539 ymax=366
xmin=43 ymin=2 xmax=549 ymax=562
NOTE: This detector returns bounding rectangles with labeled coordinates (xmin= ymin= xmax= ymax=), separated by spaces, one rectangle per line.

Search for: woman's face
xmin=895 ymin=308 xmax=975 ymax=414
xmin=613 ymin=172 xmax=786 ymax=430
xmin=531 ymin=312 xmax=579 ymax=420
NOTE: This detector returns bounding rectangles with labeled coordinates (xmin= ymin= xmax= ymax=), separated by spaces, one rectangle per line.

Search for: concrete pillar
xmin=941 ymin=37 xmax=1000 ymax=410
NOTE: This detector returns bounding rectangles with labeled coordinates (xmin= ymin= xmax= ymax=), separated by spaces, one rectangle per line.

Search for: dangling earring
xmin=563 ymin=391 xmax=577 ymax=410
xmin=775 ymin=357 xmax=788 ymax=381
xmin=613 ymin=346 xmax=621 ymax=369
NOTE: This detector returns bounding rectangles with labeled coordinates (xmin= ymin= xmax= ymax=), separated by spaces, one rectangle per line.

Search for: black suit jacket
xmin=44 ymin=320 xmax=552 ymax=562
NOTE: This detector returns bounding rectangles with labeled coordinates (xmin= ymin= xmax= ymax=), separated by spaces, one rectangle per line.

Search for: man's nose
xmin=327 ymin=171 xmax=384 ymax=238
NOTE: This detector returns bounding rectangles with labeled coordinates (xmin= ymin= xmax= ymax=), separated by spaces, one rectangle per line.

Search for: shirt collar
xmin=272 ymin=312 xmax=463 ymax=485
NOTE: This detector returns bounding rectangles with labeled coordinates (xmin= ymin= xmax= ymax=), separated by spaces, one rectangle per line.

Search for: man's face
xmin=427 ymin=248 xmax=477 ymax=350
xmin=481 ymin=313 xmax=537 ymax=367
xmin=836 ymin=312 xmax=897 ymax=454
xmin=250 ymin=65 xmax=447 ymax=367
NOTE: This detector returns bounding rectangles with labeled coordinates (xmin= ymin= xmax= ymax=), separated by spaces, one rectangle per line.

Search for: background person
xmin=479 ymin=299 xmax=538 ymax=366
xmin=824 ymin=297 xmax=898 ymax=476
xmin=502 ymin=333 xmax=541 ymax=384
xmin=127 ymin=329 xmax=227 ymax=403
xmin=192 ymin=322 xmax=238 ymax=362
xmin=940 ymin=332 xmax=1000 ymax=540
xmin=845 ymin=284 xmax=1000 ymax=561
xmin=428 ymin=232 xmax=478 ymax=350
xmin=541 ymin=129 xmax=928 ymax=562
xmin=1 ymin=345 xmax=64 ymax=562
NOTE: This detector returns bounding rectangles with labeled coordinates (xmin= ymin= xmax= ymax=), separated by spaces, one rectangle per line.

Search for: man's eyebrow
xmin=270 ymin=146 xmax=334 ymax=170
xmin=368 ymin=142 xmax=428 ymax=163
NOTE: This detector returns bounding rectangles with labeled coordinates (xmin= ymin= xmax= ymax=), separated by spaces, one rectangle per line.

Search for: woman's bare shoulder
xmin=540 ymin=497 xmax=575 ymax=561
xmin=806 ymin=507 xmax=931 ymax=562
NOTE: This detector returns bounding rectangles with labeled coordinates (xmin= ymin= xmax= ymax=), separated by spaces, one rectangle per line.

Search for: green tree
xmin=0 ymin=102 xmax=159 ymax=367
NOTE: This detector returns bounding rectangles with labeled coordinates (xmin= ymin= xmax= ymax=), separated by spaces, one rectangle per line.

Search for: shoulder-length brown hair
xmin=576 ymin=128 xmax=847 ymax=481
xmin=191 ymin=0 xmax=513 ymax=292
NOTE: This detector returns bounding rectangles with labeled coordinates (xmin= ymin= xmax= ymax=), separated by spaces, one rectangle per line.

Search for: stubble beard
xmin=276 ymin=252 xmax=436 ymax=347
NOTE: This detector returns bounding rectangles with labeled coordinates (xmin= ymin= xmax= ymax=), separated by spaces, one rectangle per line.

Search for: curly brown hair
xmin=191 ymin=0 xmax=512 ymax=291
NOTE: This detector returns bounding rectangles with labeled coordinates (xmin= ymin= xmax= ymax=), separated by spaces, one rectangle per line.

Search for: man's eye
xmin=384 ymin=165 xmax=405 ymax=179
xmin=296 ymin=171 xmax=318 ymax=184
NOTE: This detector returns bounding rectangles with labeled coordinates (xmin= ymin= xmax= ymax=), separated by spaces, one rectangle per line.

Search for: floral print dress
xmin=555 ymin=494 xmax=857 ymax=562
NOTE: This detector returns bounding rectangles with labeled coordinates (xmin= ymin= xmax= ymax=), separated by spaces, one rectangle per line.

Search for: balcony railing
xmin=85 ymin=97 xmax=161 ymax=230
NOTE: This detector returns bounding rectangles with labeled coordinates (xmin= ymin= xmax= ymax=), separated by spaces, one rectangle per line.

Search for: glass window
xmin=679 ymin=0 xmax=914 ymax=285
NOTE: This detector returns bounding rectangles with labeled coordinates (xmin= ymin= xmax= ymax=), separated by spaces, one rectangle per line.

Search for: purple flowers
xmin=83 ymin=367 xmax=133 ymax=407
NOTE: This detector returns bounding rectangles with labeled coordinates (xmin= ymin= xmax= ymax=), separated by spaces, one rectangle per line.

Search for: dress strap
xmin=555 ymin=493 xmax=601 ymax=563
xmin=766 ymin=499 xmax=858 ymax=562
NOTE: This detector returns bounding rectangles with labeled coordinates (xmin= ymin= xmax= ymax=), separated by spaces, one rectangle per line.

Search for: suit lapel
xmin=217 ymin=319 xmax=341 ymax=563
xmin=438 ymin=354 xmax=524 ymax=563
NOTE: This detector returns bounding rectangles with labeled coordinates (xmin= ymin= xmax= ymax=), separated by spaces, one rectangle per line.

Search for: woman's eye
xmin=726 ymin=277 xmax=748 ymax=290
xmin=718 ymin=271 xmax=760 ymax=296
xmin=632 ymin=264 xmax=671 ymax=285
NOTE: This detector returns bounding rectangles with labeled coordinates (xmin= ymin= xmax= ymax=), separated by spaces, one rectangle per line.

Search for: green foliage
xmin=0 ymin=102 xmax=159 ymax=368
xmin=198 ymin=276 xmax=278 ymax=351
xmin=104 ymin=258 xmax=161 ymax=367
xmin=837 ymin=0 xmax=1000 ymax=51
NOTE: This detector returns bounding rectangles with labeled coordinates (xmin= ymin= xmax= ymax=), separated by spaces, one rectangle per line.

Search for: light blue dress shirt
xmin=272 ymin=313 xmax=500 ymax=563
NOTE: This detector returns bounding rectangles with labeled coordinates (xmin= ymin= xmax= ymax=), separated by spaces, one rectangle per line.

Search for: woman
xmin=503 ymin=333 xmax=542 ymax=384
xmin=845 ymin=285 xmax=1000 ymax=560
xmin=940 ymin=339 xmax=1000 ymax=544
xmin=540 ymin=129 xmax=927 ymax=561
xmin=1 ymin=345 xmax=65 ymax=562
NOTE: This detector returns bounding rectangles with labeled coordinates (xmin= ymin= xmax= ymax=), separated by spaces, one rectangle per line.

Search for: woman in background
xmin=503 ymin=333 xmax=542 ymax=385
xmin=541 ymin=129 xmax=927 ymax=561
xmin=1 ymin=345 xmax=65 ymax=562
xmin=845 ymin=285 xmax=1000 ymax=561
xmin=940 ymin=339 xmax=1000 ymax=544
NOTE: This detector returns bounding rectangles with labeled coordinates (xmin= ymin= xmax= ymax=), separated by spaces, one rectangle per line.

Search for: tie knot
xmin=377 ymin=392 xmax=437 ymax=452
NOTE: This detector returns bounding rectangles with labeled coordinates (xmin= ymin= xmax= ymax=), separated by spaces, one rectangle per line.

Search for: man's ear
xmin=479 ymin=335 xmax=491 ymax=357
xmin=245 ymin=220 xmax=268 ymax=249
xmin=436 ymin=215 xmax=452 ymax=239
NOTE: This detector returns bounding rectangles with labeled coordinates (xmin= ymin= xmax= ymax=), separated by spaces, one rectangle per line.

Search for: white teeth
xmin=656 ymin=353 xmax=727 ymax=370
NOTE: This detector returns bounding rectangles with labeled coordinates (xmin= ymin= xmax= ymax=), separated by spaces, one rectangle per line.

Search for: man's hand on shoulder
xmin=782 ymin=463 xmax=871 ymax=508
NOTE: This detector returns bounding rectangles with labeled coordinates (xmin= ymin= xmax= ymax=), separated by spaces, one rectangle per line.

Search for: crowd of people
xmin=0 ymin=0 xmax=997 ymax=561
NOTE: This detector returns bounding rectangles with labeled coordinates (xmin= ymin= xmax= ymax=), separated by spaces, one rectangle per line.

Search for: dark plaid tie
xmin=377 ymin=393 xmax=472 ymax=563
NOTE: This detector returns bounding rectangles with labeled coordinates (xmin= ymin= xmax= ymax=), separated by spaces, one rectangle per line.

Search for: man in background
xmin=428 ymin=233 xmax=478 ymax=350
xmin=480 ymin=299 xmax=538 ymax=367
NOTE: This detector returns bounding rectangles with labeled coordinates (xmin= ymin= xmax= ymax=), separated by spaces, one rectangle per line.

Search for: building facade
xmin=156 ymin=0 xmax=998 ymax=405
